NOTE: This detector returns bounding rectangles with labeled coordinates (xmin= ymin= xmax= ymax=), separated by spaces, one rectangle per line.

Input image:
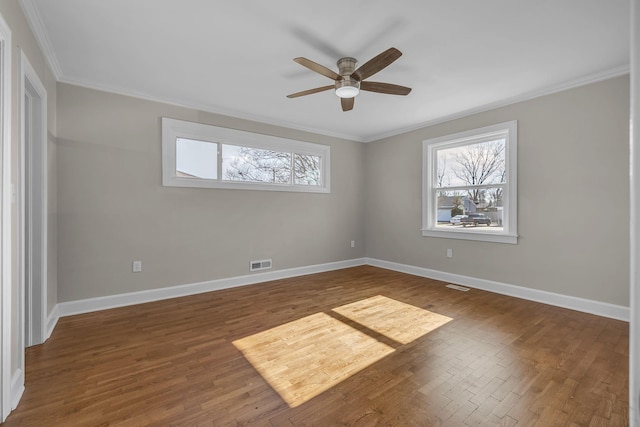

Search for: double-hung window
xmin=162 ymin=118 xmax=330 ymax=193
xmin=422 ymin=121 xmax=517 ymax=244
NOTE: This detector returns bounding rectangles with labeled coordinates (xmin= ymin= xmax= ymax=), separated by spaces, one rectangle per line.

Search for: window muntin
xmin=162 ymin=118 xmax=330 ymax=192
xmin=423 ymin=121 xmax=517 ymax=244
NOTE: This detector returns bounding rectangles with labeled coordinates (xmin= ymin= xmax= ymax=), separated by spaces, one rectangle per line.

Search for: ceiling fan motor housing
xmin=335 ymin=57 xmax=360 ymax=98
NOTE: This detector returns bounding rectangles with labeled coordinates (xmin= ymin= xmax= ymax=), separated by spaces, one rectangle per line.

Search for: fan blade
xmin=352 ymin=47 xmax=402 ymax=82
xmin=341 ymin=97 xmax=354 ymax=112
xmin=294 ymin=57 xmax=342 ymax=81
xmin=360 ymin=81 xmax=412 ymax=95
xmin=287 ymin=85 xmax=334 ymax=98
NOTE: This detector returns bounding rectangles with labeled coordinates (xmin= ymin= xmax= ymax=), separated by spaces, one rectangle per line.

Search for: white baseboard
xmin=55 ymin=256 xmax=628 ymax=326
xmin=58 ymin=258 xmax=367 ymax=317
xmin=10 ymin=369 xmax=23 ymax=411
xmin=45 ymin=305 xmax=59 ymax=340
xmin=366 ymin=258 xmax=630 ymax=322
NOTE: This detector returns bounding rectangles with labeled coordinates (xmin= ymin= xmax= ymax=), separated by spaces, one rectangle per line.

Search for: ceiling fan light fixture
xmin=335 ymin=77 xmax=360 ymax=98
xmin=335 ymin=85 xmax=359 ymax=98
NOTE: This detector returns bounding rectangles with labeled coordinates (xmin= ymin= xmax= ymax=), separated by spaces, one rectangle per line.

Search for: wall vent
xmin=446 ymin=284 xmax=470 ymax=292
xmin=250 ymin=259 xmax=272 ymax=272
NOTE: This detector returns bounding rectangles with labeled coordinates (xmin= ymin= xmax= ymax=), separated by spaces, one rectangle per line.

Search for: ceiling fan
xmin=287 ymin=47 xmax=411 ymax=112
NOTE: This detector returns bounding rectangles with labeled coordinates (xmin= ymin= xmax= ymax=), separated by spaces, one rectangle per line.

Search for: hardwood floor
xmin=2 ymin=266 xmax=629 ymax=426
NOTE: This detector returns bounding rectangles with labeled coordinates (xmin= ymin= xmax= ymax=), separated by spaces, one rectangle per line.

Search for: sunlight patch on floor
xmin=332 ymin=295 xmax=453 ymax=344
xmin=232 ymin=312 xmax=394 ymax=407
xmin=233 ymin=296 xmax=452 ymax=407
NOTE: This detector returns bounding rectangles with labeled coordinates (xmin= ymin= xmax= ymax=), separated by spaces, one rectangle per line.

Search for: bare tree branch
xmin=450 ymin=141 xmax=505 ymax=204
xmin=224 ymin=147 xmax=321 ymax=186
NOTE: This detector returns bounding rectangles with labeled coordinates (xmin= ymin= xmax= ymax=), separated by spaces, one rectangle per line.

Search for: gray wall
xmin=57 ymin=76 xmax=630 ymax=308
xmin=365 ymin=76 xmax=630 ymax=307
xmin=56 ymin=83 xmax=365 ymax=302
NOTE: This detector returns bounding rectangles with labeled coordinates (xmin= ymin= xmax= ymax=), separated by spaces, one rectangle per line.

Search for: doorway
xmin=18 ymin=52 xmax=47 ymax=352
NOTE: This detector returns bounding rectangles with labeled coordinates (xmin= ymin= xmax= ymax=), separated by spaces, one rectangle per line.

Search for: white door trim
xmin=630 ymin=2 xmax=639 ymax=425
xmin=18 ymin=51 xmax=47 ymax=351
xmin=0 ymin=11 xmax=11 ymax=424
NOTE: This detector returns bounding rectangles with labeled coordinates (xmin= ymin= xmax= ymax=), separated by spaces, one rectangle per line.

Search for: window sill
xmin=163 ymin=176 xmax=330 ymax=193
xmin=421 ymin=228 xmax=518 ymax=244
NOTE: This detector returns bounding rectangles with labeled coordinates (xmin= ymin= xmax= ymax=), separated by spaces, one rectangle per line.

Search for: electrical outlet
xmin=351 ymin=240 xmax=356 ymax=248
xmin=446 ymin=249 xmax=453 ymax=258
xmin=132 ymin=260 xmax=142 ymax=272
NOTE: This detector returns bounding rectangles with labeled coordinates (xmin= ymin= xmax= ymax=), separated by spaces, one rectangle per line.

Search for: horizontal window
xmin=162 ymin=118 xmax=330 ymax=193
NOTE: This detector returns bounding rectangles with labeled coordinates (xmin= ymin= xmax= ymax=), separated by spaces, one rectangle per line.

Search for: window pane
xmin=435 ymin=186 xmax=505 ymax=230
xmin=437 ymin=139 xmax=506 ymax=188
xmin=176 ymin=137 xmax=218 ymax=179
xmin=294 ymin=154 xmax=321 ymax=186
xmin=222 ymin=144 xmax=291 ymax=184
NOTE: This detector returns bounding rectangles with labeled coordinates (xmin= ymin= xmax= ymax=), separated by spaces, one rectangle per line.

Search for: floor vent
xmin=446 ymin=284 xmax=470 ymax=292
xmin=250 ymin=259 xmax=272 ymax=272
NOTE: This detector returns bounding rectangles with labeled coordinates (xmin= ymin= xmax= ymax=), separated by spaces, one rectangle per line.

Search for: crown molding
xmin=18 ymin=0 xmax=62 ymax=79
xmin=365 ymin=65 xmax=630 ymax=143
xmin=57 ymin=75 xmax=365 ymax=143
xmin=59 ymin=65 xmax=629 ymax=145
xmin=14 ymin=1 xmax=630 ymax=144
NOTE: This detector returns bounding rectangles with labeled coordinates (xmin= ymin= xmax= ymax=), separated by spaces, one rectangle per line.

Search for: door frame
xmin=631 ymin=2 xmax=640 ymax=425
xmin=17 ymin=50 xmax=47 ymax=357
xmin=0 ymin=11 xmax=10 ymax=424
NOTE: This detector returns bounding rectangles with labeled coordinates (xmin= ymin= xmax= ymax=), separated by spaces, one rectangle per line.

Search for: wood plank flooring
xmin=2 ymin=266 xmax=629 ymax=426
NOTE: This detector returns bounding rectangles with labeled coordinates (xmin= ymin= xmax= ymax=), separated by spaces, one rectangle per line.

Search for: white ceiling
xmin=21 ymin=0 xmax=630 ymax=142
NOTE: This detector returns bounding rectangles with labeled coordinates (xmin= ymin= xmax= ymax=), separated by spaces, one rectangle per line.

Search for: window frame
xmin=162 ymin=118 xmax=330 ymax=193
xmin=422 ymin=121 xmax=518 ymax=244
